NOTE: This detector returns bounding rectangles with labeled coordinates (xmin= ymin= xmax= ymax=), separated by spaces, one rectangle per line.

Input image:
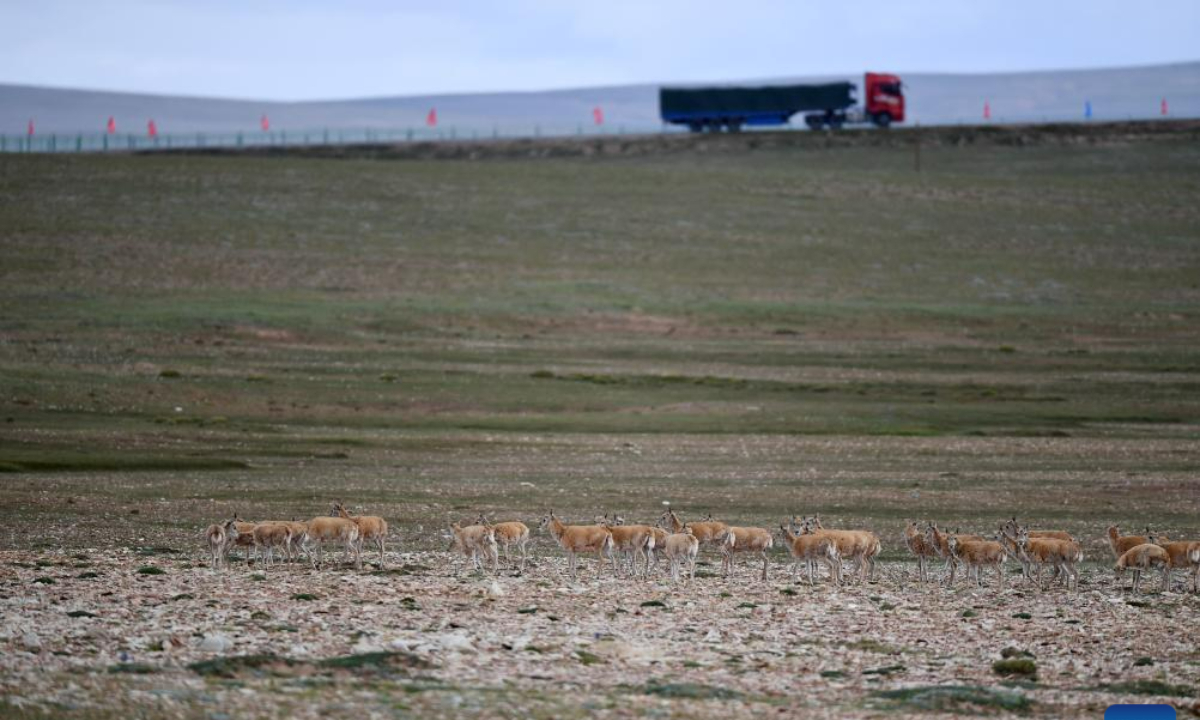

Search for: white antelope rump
xmin=713 ymin=525 xmax=773 ymax=580
xmin=203 ymin=519 xmax=239 ymax=569
xmin=538 ymin=511 xmax=614 ymax=580
xmin=661 ymin=530 xmax=700 ymax=583
xmin=302 ymin=515 xmax=361 ymax=570
xmin=478 ymin=514 xmax=531 ymax=572
xmin=947 ymin=534 xmax=1007 ymax=591
xmin=1147 ymin=532 xmax=1200 ymax=593
xmin=798 ymin=516 xmax=880 ymax=583
xmin=780 ymin=524 xmax=840 ymax=586
xmin=450 ymin=522 xmax=498 ymax=574
xmin=333 ymin=502 xmax=389 ymax=569
xmin=1116 ymin=543 xmax=1170 ymax=593
xmin=904 ymin=521 xmax=939 ymax=583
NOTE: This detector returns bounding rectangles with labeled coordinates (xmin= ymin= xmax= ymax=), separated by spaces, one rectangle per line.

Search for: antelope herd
xmin=204 ymin=507 xmax=1200 ymax=595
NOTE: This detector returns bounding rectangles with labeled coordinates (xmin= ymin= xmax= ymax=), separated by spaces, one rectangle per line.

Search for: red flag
xmin=260 ymin=114 xmax=270 ymax=131
xmin=27 ymin=119 xmax=34 ymax=137
xmin=592 ymin=106 xmax=604 ymax=125
xmin=426 ymin=107 xmax=437 ymax=127
xmin=147 ymin=119 xmax=158 ymax=138
xmin=983 ymin=101 xmax=991 ymax=120
xmin=1161 ymin=98 xmax=1169 ymax=116
xmin=107 ymin=116 xmax=116 ymax=134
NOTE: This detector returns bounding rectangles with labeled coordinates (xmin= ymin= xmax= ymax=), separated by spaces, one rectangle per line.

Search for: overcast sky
xmin=3 ymin=0 xmax=1197 ymax=101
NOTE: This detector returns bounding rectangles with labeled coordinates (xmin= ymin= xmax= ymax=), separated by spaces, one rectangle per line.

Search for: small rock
xmin=436 ymin=631 xmax=473 ymax=652
xmin=488 ymin=580 xmax=506 ymax=598
xmin=22 ymin=633 xmax=41 ymax=650
xmin=198 ymin=633 xmax=234 ymax=652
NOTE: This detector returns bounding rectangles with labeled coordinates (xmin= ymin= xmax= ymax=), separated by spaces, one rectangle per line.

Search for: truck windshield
xmin=877 ymin=82 xmax=901 ymax=95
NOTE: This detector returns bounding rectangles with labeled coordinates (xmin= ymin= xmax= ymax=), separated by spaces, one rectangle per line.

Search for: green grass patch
xmin=1091 ymin=680 xmax=1195 ymax=697
xmin=992 ymin=659 xmax=1038 ymax=678
xmin=874 ymin=685 xmax=1032 ymax=713
xmin=641 ymin=683 xmax=744 ymax=701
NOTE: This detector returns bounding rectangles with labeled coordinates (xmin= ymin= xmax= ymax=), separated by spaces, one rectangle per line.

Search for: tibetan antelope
xmin=252 ymin=522 xmax=292 ymax=567
xmin=1108 ymin=526 xmax=1157 ymax=560
xmin=947 ymin=533 xmax=1007 ymax=591
xmin=1116 ymin=543 xmax=1170 ymax=593
xmin=924 ymin=523 xmax=983 ymax=586
xmin=661 ymin=529 xmax=700 ymax=583
xmin=333 ymin=502 xmax=389 ymax=569
xmin=1147 ymin=532 xmax=1200 ymax=593
xmin=450 ymin=521 xmax=498 ymax=574
xmin=231 ymin=516 xmax=259 ymax=564
xmin=477 ymin=514 xmax=530 ymax=572
xmin=713 ymin=525 xmax=773 ymax=581
xmin=600 ymin=514 xmax=656 ymax=578
xmin=538 ymin=511 xmax=614 ymax=580
xmin=1002 ymin=517 xmax=1074 ymax=543
xmin=780 ymin=523 xmax=840 ymax=586
xmin=904 ymin=521 xmax=939 ymax=583
xmin=798 ymin=516 xmax=880 ymax=583
xmin=659 ymin=509 xmax=728 ymax=555
xmin=302 ymin=515 xmax=361 ymax=570
xmin=204 ymin=519 xmax=239 ymax=569
xmin=1014 ymin=527 xmax=1081 ymax=591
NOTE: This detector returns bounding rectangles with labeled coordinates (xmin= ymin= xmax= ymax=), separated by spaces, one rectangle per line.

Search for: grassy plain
xmin=1 ymin=125 xmax=1199 ymax=717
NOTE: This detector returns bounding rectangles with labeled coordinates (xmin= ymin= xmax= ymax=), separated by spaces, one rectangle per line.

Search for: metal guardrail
xmin=0 ymin=113 xmax=1191 ymax=154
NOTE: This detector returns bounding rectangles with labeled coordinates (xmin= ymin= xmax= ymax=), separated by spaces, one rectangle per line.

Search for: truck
xmin=659 ymin=72 xmax=904 ymax=132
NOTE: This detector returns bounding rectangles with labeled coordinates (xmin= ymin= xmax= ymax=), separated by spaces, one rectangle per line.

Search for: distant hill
xmin=2 ymin=61 xmax=1197 ymax=137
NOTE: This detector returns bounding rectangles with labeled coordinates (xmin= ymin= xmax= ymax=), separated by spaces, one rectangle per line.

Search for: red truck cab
xmin=864 ymin=72 xmax=904 ymax=126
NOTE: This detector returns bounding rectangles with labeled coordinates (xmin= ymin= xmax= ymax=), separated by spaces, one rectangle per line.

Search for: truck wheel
xmin=874 ymin=112 xmax=892 ymax=128
xmin=727 ymin=120 xmax=743 ymax=133
xmin=804 ymin=115 xmax=823 ymax=130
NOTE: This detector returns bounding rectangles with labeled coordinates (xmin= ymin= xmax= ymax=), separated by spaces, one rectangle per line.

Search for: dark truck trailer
xmin=660 ymin=73 xmax=905 ymax=132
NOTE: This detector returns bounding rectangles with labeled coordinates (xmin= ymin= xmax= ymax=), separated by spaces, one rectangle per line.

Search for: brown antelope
xmin=253 ymin=522 xmax=292 ymax=567
xmin=302 ymin=515 xmax=361 ymax=570
xmin=781 ymin=524 xmax=840 ymax=586
xmin=1002 ymin=517 xmax=1074 ymax=543
xmin=649 ymin=526 xmax=669 ymax=574
xmin=659 ymin=509 xmax=728 ymax=554
xmin=333 ymin=502 xmax=389 ymax=569
xmin=204 ymin=519 xmax=239 ymax=569
xmin=600 ymin=514 xmax=656 ymax=577
xmin=282 ymin=520 xmax=309 ymax=562
xmin=661 ymin=530 xmax=700 ymax=583
xmin=538 ymin=511 xmax=614 ymax=580
xmin=477 ymin=514 xmax=530 ymax=572
xmin=450 ymin=522 xmax=498 ymax=574
xmin=232 ymin=516 xmax=259 ymax=564
xmin=904 ymin=521 xmax=938 ymax=583
xmin=947 ymin=533 xmax=1007 ymax=591
xmin=799 ymin=516 xmax=880 ymax=583
xmin=923 ymin=523 xmax=983 ymax=585
xmin=1147 ymin=532 xmax=1200 ymax=593
xmin=1015 ymin=527 xmax=1081 ymax=591
xmin=1116 ymin=543 xmax=1170 ymax=593
xmin=1108 ymin=526 xmax=1156 ymax=560
xmin=713 ymin=525 xmax=773 ymax=580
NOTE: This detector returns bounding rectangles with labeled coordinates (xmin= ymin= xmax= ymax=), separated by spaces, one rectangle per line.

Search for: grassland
xmin=1 ymin=125 xmax=1199 ymax=717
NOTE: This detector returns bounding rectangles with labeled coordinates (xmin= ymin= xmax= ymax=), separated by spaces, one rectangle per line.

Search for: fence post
xmin=103 ymin=135 xmax=109 ymax=152
xmin=76 ymin=135 xmax=82 ymax=152
xmin=50 ymin=135 xmax=57 ymax=152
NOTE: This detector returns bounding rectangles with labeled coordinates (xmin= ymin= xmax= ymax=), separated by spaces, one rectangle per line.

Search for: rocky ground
xmin=2 ymin=547 xmax=1197 ymax=719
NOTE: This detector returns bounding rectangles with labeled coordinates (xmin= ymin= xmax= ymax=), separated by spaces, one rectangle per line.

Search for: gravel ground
xmin=3 ymin=547 xmax=1197 ymax=719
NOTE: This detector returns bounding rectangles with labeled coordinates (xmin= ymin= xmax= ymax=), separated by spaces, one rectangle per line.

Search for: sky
xmin=2 ymin=0 xmax=1198 ymax=101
